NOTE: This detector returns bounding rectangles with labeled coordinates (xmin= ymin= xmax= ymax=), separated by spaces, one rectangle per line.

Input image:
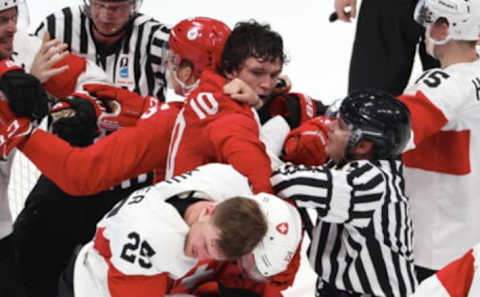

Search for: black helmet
xmin=338 ymin=89 xmax=411 ymax=159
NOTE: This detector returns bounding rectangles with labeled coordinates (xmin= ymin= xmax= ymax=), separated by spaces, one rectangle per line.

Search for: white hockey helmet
xmin=0 ymin=0 xmax=29 ymax=28
xmin=414 ymin=0 xmax=480 ymax=43
xmin=0 ymin=0 xmax=21 ymax=10
xmin=238 ymin=193 xmax=302 ymax=281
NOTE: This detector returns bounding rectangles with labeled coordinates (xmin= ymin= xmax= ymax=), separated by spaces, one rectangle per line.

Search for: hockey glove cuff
xmin=282 ymin=116 xmax=330 ymax=166
xmin=83 ymin=83 xmax=159 ymax=129
xmin=0 ymin=93 xmax=34 ymax=159
xmin=0 ymin=59 xmax=49 ymax=123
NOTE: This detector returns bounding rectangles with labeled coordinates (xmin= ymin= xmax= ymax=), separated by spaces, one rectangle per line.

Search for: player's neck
xmin=440 ymin=46 xmax=478 ymax=68
xmin=184 ymin=201 xmax=210 ymax=226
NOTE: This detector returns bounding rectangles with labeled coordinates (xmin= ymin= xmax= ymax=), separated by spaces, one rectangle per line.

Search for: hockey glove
xmin=272 ymin=74 xmax=292 ymax=95
xmin=0 ymin=59 xmax=49 ymax=123
xmin=50 ymin=94 xmax=102 ymax=147
xmin=83 ymin=83 xmax=160 ymax=129
xmin=282 ymin=116 xmax=330 ymax=166
xmin=258 ymin=92 xmax=327 ymax=129
xmin=0 ymin=92 xmax=33 ymax=159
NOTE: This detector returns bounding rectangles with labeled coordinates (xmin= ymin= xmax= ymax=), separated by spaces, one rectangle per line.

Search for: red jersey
xmin=19 ymin=102 xmax=182 ymax=196
xmin=166 ymin=70 xmax=273 ymax=193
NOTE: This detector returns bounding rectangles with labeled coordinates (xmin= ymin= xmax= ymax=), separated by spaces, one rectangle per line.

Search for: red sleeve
xmin=43 ymin=53 xmax=87 ymax=98
xmin=397 ymin=91 xmax=448 ymax=147
xmin=208 ymin=114 xmax=273 ymax=194
xmin=108 ymin=265 xmax=169 ymax=297
xmin=18 ymin=106 xmax=178 ymax=195
xmin=435 ymin=248 xmax=474 ymax=297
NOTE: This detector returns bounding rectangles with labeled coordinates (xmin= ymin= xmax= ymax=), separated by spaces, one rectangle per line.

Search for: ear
xmin=204 ymin=202 xmax=217 ymax=216
xmin=352 ymin=140 xmax=374 ymax=156
xmin=437 ymin=22 xmax=450 ymax=40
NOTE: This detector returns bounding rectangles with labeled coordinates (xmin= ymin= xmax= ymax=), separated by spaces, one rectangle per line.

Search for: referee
xmin=271 ymin=90 xmax=417 ymax=297
xmin=33 ymin=0 xmax=170 ymax=100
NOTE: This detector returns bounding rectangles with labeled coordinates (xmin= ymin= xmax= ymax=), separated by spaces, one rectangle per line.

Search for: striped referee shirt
xmin=33 ymin=5 xmax=170 ymax=100
xmin=271 ymin=160 xmax=417 ymax=297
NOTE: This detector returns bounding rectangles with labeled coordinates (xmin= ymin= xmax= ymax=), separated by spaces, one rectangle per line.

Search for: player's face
xmin=325 ymin=118 xmax=350 ymax=163
xmin=230 ymin=57 xmax=282 ymax=98
xmin=89 ymin=0 xmax=133 ymax=35
xmin=185 ymin=211 xmax=226 ymax=261
xmin=0 ymin=7 xmax=17 ymax=59
xmin=166 ymin=51 xmax=188 ymax=96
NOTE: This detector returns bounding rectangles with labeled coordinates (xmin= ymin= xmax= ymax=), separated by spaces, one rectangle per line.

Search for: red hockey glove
xmin=261 ymin=92 xmax=327 ymax=129
xmin=282 ymin=116 xmax=330 ymax=166
xmin=83 ymin=83 xmax=160 ymax=129
xmin=0 ymin=93 xmax=33 ymax=159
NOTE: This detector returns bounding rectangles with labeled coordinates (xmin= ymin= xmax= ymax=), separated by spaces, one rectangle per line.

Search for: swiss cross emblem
xmin=276 ymin=223 xmax=289 ymax=235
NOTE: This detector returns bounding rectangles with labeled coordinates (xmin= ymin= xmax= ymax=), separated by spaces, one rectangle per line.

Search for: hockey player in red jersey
xmin=0 ymin=16 xmax=311 ymax=296
xmin=165 ymin=20 xmax=288 ymax=193
xmin=396 ymin=0 xmax=480 ymax=281
xmin=10 ymin=17 xmax=230 ymax=196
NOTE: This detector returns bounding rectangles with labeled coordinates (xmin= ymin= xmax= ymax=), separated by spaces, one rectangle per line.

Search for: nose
xmin=97 ymin=9 xmax=114 ymax=22
xmin=259 ymin=76 xmax=276 ymax=94
xmin=4 ymin=18 xmax=16 ymax=33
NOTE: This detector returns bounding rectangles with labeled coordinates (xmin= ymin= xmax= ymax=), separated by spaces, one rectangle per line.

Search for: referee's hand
xmin=29 ymin=32 xmax=69 ymax=83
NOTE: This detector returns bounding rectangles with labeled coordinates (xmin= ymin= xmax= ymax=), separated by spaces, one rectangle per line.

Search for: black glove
xmin=219 ymin=285 xmax=261 ymax=297
xmin=51 ymin=96 xmax=99 ymax=147
xmin=0 ymin=70 xmax=49 ymax=122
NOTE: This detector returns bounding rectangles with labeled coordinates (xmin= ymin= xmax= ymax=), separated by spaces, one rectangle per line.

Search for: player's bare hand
xmin=29 ymin=32 xmax=69 ymax=83
xmin=224 ymin=78 xmax=263 ymax=109
xmin=334 ymin=0 xmax=357 ymax=22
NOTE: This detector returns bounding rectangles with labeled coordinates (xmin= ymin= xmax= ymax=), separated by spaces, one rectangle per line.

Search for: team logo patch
xmin=187 ymin=27 xmax=199 ymax=40
xmin=119 ymin=57 xmax=129 ymax=79
xmin=276 ymin=222 xmax=289 ymax=235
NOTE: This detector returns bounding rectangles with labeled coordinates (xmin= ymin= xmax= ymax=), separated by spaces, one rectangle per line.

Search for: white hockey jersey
xmin=74 ymin=163 xmax=254 ymax=297
xmin=399 ymin=59 xmax=480 ymax=269
xmin=0 ymin=30 xmax=108 ymax=240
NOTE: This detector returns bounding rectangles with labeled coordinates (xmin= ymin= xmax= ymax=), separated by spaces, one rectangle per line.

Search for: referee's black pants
xmin=0 ymin=233 xmax=26 ymax=297
xmin=348 ymin=0 xmax=440 ymax=96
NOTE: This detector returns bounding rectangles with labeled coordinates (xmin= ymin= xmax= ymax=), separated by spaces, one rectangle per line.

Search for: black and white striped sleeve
xmin=271 ymin=162 xmax=386 ymax=227
xmin=145 ymin=24 xmax=170 ymax=99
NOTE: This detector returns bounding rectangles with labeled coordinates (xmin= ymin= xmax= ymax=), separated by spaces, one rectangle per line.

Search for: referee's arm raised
xmin=271 ymin=161 xmax=386 ymax=227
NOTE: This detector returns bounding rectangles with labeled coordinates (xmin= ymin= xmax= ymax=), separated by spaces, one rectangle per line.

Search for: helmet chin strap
xmin=167 ymin=69 xmax=199 ymax=97
xmin=425 ymin=24 xmax=451 ymax=58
